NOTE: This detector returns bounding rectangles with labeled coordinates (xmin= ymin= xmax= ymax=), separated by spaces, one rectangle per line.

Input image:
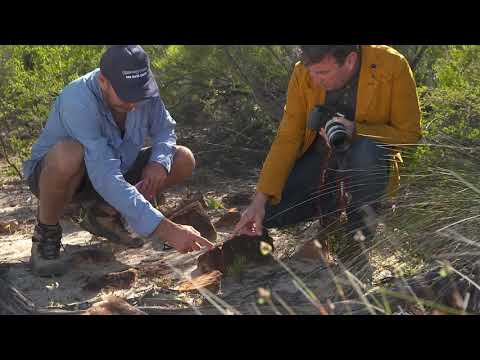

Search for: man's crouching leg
xmin=336 ymin=138 xmax=391 ymax=286
xmin=156 ymin=145 xmax=195 ymax=192
xmin=30 ymin=139 xmax=86 ymax=277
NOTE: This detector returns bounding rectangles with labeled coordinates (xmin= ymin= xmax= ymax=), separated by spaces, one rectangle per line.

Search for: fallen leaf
xmin=175 ymin=271 xmax=223 ymax=293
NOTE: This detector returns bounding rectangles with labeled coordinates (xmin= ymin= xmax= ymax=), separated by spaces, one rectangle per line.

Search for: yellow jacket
xmin=257 ymin=45 xmax=422 ymax=205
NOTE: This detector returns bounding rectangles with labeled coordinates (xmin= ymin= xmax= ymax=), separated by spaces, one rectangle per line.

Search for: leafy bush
xmin=0 ymin=45 xmax=104 ymax=173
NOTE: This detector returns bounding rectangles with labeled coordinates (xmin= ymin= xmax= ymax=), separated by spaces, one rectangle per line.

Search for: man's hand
xmin=233 ymin=193 xmax=268 ymax=236
xmin=319 ymin=128 xmax=331 ymax=149
xmin=138 ymin=162 xmax=168 ymax=201
xmin=153 ymin=218 xmax=215 ymax=254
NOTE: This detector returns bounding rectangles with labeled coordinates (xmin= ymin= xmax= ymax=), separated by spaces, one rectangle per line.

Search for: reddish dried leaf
xmin=167 ymin=201 xmax=217 ymax=242
xmin=176 ymin=271 xmax=223 ymax=293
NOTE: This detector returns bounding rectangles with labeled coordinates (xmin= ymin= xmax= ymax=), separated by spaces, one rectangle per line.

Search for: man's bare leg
xmin=157 ymin=145 xmax=196 ymax=192
xmin=32 ymin=139 xmax=85 ymax=276
xmin=38 ymin=140 xmax=86 ymax=224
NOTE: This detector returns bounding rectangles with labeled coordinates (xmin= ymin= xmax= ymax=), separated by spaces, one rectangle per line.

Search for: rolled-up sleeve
xmin=148 ymin=97 xmax=177 ymax=173
xmin=60 ymin=99 xmax=165 ymax=237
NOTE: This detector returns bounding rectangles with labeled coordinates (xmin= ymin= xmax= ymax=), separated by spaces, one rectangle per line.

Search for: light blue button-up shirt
xmin=23 ymin=69 xmax=176 ymax=237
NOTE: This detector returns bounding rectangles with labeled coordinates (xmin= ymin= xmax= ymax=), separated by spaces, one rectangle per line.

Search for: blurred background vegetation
xmin=1 ymin=45 xmax=479 ymax=172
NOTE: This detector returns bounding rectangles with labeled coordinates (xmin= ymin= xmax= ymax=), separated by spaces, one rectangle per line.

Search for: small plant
xmin=205 ymin=196 xmax=224 ymax=210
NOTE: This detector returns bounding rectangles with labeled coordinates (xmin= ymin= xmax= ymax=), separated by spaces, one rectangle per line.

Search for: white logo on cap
xmin=122 ymin=67 xmax=148 ymax=79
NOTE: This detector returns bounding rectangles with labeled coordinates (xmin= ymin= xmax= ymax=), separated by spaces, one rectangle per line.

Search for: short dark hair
xmin=299 ymin=45 xmax=360 ymax=66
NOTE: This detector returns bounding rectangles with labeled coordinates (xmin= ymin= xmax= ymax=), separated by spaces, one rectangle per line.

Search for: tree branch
xmin=0 ymin=132 xmax=24 ymax=180
xmin=411 ymin=45 xmax=429 ymax=71
xmin=264 ymin=45 xmax=290 ymax=74
xmin=221 ymin=46 xmax=280 ymax=120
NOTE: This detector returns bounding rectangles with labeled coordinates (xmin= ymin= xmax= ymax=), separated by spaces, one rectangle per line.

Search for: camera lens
xmin=325 ymin=119 xmax=348 ymax=148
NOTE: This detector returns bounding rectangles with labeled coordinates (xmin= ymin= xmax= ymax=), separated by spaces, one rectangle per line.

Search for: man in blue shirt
xmin=23 ymin=45 xmax=214 ymax=277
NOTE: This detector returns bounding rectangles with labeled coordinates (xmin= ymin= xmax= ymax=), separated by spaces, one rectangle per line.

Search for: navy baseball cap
xmin=100 ymin=45 xmax=160 ymax=103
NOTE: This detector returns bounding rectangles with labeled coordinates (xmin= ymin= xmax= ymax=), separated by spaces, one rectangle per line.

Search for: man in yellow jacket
xmin=234 ymin=45 xmax=422 ymax=277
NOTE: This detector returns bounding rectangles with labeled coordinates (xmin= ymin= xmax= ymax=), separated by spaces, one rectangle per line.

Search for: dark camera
xmin=307 ymin=105 xmax=351 ymax=152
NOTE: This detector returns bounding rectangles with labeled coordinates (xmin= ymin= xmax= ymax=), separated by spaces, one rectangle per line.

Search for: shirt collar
xmin=87 ymin=69 xmax=111 ymax=115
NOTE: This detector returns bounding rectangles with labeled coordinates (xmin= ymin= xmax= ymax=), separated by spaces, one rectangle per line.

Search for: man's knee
xmin=44 ymin=139 xmax=85 ymax=178
xmin=348 ymin=138 xmax=387 ymax=170
xmin=172 ymin=146 xmax=195 ymax=177
xmin=347 ymin=138 xmax=390 ymax=204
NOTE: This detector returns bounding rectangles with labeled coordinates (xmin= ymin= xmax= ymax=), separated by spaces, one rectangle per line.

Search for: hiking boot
xmin=31 ymin=222 xmax=69 ymax=277
xmin=79 ymin=202 xmax=144 ymax=248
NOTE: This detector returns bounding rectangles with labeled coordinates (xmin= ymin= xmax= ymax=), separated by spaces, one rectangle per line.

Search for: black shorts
xmin=27 ymin=146 xmax=166 ymax=204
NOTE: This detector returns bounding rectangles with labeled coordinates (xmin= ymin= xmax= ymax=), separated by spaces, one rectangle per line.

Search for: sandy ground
xmin=0 ymin=159 xmax=413 ymax=315
xmin=0 ymin=162 xmax=327 ymax=312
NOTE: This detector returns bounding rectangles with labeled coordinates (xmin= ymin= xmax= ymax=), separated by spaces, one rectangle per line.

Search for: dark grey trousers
xmin=264 ymin=136 xmax=392 ymax=240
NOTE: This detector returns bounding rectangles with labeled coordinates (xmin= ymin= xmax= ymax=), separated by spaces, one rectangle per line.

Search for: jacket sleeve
xmin=355 ymin=57 xmax=422 ymax=145
xmin=256 ymin=66 xmax=308 ymax=204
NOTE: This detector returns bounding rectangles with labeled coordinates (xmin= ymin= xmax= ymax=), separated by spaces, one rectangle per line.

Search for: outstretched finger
xmin=237 ymin=225 xmax=257 ymax=237
xmin=255 ymin=215 xmax=264 ymax=236
xmin=191 ymin=242 xmax=202 ymax=251
xmin=233 ymin=214 xmax=250 ymax=235
xmin=184 ymin=225 xmax=201 ymax=237
xmin=194 ymin=235 xmax=215 ymax=250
